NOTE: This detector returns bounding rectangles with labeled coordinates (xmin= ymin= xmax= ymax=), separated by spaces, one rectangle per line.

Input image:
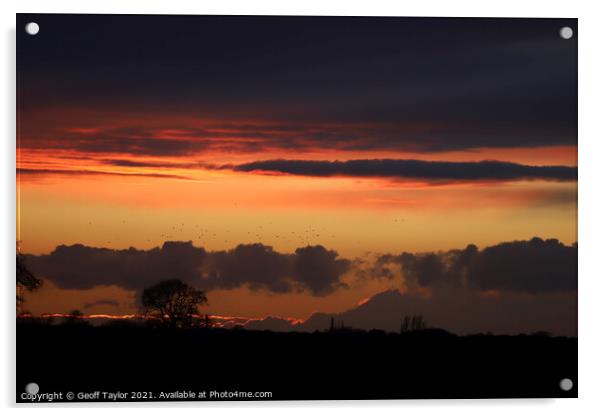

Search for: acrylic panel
xmin=16 ymin=14 xmax=577 ymax=402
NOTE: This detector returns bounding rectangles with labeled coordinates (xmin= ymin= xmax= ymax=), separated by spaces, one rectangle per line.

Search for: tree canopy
xmin=17 ymin=252 xmax=42 ymax=308
xmin=141 ymin=279 xmax=207 ymax=328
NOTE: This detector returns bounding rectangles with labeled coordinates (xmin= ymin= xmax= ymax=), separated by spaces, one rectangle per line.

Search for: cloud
xmin=201 ymin=244 xmax=351 ymax=296
xmin=83 ymin=299 xmax=120 ymax=309
xmin=374 ymin=237 xmax=577 ymax=294
xmin=25 ymin=242 xmax=350 ymax=297
xmin=221 ymin=159 xmax=577 ymax=182
xmin=470 ymin=239 xmax=577 ymax=293
xmin=26 ymin=238 xmax=575 ymax=297
xmin=21 ymin=123 xmax=356 ymax=157
xmin=25 ymin=242 xmax=208 ymax=291
xmin=292 ymin=246 xmax=351 ymax=295
xmin=20 ymin=116 xmax=576 ymax=159
xmin=19 ymin=16 xmax=576 ymax=155
xmin=17 ymin=168 xmax=191 ymax=180
xmin=203 ymin=244 xmax=295 ymax=293
xmin=297 ymin=287 xmax=577 ymax=336
xmin=227 ymin=286 xmax=577 ymax=336
xmin=101 ymin=159 xmax=206 ymax=169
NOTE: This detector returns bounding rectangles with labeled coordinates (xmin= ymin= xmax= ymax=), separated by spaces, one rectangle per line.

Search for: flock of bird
xmin=87 ymin=217 xmax=404 ymax=249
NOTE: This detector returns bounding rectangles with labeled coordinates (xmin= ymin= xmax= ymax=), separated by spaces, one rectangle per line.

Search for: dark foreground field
xmin=17 ymin=323 xmax=577 ymax=402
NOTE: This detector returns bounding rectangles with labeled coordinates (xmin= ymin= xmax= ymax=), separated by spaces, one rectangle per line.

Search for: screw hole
xmin=559 ymin=26 xmax=573 ymax=40
xmin=25 ymin=22 xmax=40 ymax=36
xmin=559 ymin=378 xmax=573 ymax=391
xmin=25 ymin=382 xmax=39 ymax=394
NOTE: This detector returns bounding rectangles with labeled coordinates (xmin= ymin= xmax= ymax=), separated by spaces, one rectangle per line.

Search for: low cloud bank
xmin=25 ymin=242 xmax=350 ymax=296
xmin=371 ymin=237 xmax=577 ymax=294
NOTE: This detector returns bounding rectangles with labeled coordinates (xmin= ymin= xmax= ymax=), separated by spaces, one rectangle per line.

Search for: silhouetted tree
xmin=65 ymin=309 xmax=88 ymax=326
xmin=141 ymin=279 xmax=208 ymax=329
xmin=400 ymin=315 xmax=411 ymax=333
xmin=202 ymin=314 xmax=213 ymax=329
xmin=400 ymin=314 xmax=427 ymax=333
xmin=411 ymin=315 xmax=426 ymax=331
xmin=17 ymin=252 xmax=42 ymax=310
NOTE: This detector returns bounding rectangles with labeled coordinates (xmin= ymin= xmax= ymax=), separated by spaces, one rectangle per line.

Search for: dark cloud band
xmin=373 ymin=237 xmax=577 ymax=294
xmin=24 ymin=237 xmax=576 ymax=298
xmin=25 ymin=242 xmax=350 ymax=297
xmin=224 ymin=159 xmax=577 ymax=182
xmin=19 ymin=16 xmax=576 ymax=154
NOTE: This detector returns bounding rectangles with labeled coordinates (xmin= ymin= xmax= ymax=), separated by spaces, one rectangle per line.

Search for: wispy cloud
xmin=17 ymin=168 xmax=191 ymax=180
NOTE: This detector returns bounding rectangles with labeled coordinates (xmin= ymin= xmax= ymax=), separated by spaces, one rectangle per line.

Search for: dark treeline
xmin=17 ymin=320 xmax=577 ymax=401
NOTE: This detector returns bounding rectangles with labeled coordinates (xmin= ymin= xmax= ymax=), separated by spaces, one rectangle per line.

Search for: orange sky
xmin=13 ymin=94 xmax=580 ymax=327
xmin=17 ymin=142 xmax=577 ymax=256
xmin=17 ymin=126 xmax=577 ymax=319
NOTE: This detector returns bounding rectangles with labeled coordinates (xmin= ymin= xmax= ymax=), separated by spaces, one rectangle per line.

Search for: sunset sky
xmin=17 ymin=15 xmax=577 ymax=334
